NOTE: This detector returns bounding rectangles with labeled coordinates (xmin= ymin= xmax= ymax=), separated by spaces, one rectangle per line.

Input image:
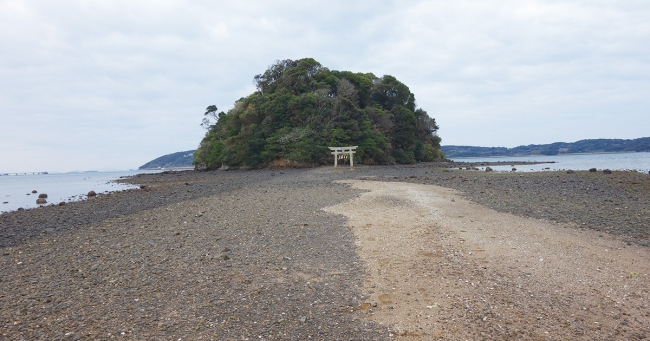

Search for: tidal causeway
xmin=1 ymin=163 xmax=649 ymax=340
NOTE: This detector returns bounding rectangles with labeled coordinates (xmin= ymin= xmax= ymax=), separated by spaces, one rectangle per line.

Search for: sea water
xmin=0 ymin=170 xmax=161 ymax=213
xmin=450 ymin=152 xmax=650 ymax=173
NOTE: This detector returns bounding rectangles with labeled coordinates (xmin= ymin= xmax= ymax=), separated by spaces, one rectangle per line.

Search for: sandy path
xmin=325 ymin=180 xmax=650 ymax=340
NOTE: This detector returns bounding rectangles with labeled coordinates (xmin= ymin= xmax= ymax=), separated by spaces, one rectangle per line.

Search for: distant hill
xmin=442 ymin=137 xmax=650 ymax=158
xmin=139 ymin=150 xmax=196 ymax=169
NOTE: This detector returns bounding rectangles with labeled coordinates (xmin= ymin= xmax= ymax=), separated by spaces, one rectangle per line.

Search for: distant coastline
xmin=442 ymin=137 xmax=650 ymax=158
xmin=450 ymin=150 xmax=648 ymax=159
xmin=139 ymin=150 xmax=195 ymax=170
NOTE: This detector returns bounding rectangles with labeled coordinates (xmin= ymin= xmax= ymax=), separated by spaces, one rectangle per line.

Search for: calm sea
xmin=450 ymin=152 xmax=650 ymax=173
xmin=1 ymin=170 xmax=161 ymax=213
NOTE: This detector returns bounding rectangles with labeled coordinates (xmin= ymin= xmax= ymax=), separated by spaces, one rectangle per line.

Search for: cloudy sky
xmin=1 ymin=0 xmax=649 ymax=172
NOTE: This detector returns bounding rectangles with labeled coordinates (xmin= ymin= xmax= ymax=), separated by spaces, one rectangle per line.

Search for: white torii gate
xmin=329 ymin=146 xmax=358 ymax=170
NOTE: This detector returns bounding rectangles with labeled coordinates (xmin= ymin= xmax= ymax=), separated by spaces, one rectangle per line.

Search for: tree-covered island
xmin=193 ymin=58 xmax=443 ymax=170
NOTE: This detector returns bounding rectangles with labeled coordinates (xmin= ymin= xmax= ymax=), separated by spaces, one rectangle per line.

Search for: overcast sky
xmin=1 ymin=0 xmax=649 ymax=172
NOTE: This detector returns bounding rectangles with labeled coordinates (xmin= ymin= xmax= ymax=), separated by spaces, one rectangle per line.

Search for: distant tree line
xmin=194 ymin=58 xmax=443 ymax=169
xmin=442 ymin=137 xmax=650 ymax=158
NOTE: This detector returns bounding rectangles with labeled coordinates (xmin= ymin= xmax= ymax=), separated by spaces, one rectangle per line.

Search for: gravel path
xmin=1 ymin=163 xmax=649 ymax=340
xmin=365 ymin=164 xmax=650 ymax=245
xmin=327 ymin=180 xmax=649 ymax=340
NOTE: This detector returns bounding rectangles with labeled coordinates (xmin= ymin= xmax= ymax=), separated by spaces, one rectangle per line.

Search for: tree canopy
xmin=194 ymin=58 xmax=443 ymax=169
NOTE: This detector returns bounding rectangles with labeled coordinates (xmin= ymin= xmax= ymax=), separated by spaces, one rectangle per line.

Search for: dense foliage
xmin=194 ymin=58 xmax=443 ymax=169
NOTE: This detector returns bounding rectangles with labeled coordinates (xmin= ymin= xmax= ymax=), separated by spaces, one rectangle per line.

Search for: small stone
xmin=58 ymin=202 xmax=65 ymax=206
xmin=36 ymin=198 xmax=47 ymax=204
xmin=299 ymin=316 xmax=307 ymax=323
xmin=140 ymin=185 xmax=147 ymax=189
xmin=589 ymin=168 xmax=597 ymax=172
xmin=485 ymin=167 xmax=492 ymax=172
xmin=370 ymin=301 xmax=378 ymax=307
xmin=603 ymin=169 xmax=612 ymax=174
xmin=32 ymin=190 xmax=37 ymax=193
xmin=38 ymin=193 xmax=48 ymax=199
xmin=87 ymin=190 xmax=97 ymax=196
xmin=566 ymin=170 xmax=574 ymax=174
xmin=511 ymin=168 xmax=517 ymax=172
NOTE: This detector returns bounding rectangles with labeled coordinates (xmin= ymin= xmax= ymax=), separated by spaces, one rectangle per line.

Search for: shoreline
xmin=1 ymin=164 xmax=649 ymax=339
xmin=2 ymin=163 xmax=649 ymax=246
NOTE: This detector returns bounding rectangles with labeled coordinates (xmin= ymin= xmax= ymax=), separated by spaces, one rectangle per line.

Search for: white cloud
xmin=0 ymin=0 xmax=649 ymax=172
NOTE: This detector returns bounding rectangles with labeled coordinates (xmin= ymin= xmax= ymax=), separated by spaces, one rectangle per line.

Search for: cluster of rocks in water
xmin=13 ymin=190 xmax=101 ymax=208
xmin=21 ymin=190 xmax=51 ymax=205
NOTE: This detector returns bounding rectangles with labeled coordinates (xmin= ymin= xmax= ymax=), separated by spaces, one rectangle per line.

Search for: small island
xmin=193 ymin=58 xmax=444 ymax=170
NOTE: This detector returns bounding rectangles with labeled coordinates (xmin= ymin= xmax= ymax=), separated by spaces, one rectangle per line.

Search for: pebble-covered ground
xmin=361 ymin=164 xmax=650 ymax=245
xmin=1 ymin=163 xmax=648 ymax=340
xmin=1 ymin=169 xmax=389 ymax=340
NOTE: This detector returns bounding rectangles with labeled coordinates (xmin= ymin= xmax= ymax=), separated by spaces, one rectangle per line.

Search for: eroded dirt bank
xmin=326 ymin=180 xmax=650 ymax=340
